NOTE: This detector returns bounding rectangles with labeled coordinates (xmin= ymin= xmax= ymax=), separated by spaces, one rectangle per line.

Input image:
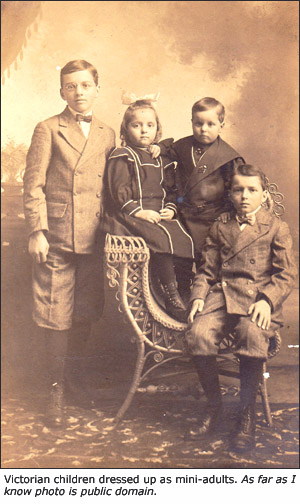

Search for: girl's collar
xmin=127 ymin=143 xmax=151 ymax=152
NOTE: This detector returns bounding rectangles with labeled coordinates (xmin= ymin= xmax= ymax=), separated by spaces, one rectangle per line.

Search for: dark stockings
xmin=239 ymin=356 xmax=264 ymax=408
xmin=151 ymin=253 xmax=176 ymax=285
xmin=193 ymin=355 xmax=222 ymax=407
xmin=44 ymin=329 xmax=69 ymax=385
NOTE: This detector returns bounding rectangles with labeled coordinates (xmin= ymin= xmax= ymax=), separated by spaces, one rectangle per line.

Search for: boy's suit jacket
xmin=190 ymin=208 xmax=297 ymax=325
xmin=23 ymin=107 xmax=115 ymax=254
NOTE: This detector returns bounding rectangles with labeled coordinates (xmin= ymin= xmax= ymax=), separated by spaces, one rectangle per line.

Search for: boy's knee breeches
xmin=185 ymin=308 xmax=278 ymax=359
xmin=32 ymin=247 xmax=104 ymax=331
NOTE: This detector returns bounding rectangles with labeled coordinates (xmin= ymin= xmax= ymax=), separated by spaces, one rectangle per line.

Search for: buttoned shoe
xmin=187 ymin=403 xmax=222 ymax=439
xmin=230 ymin=405 xmax=256 ymax=452
xmin=163 ymin=282 xmax=187 ymax=322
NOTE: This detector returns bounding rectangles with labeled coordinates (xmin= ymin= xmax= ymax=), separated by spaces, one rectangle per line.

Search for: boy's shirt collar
xmin=236 ymin=205 xmax=262 ymax=230
xmin=68 ymin=105 xmax=93 ymax=118
xmin=237 ymin=205 xmax=262 ymax=218
xmin=68 ymin=106 xmax=92 ymax=139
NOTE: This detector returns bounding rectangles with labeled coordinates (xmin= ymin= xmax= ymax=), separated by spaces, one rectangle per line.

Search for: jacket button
xmin=96 ymin=192 xmax=101 ymax=198
xmin=248 ymin=289 xmax=254 ymax=295
xmin=222 ymin=281 xmax=227 ymax=287
xmin=98 ymin=173 xmax=102 ymax=177
xmin=96 ymin=212 xmax=100 ymax=218
xmin=250 ymin=258 xmax=255 ymax=264
xmin=223 ymin=261 xmax=228 ymax=267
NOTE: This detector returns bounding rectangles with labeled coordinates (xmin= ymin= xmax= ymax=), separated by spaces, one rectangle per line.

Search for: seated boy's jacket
xmin=23 ymin=107 xmax=115 ymax=254
xmin=190 ymin=208 xmax=297 ymax=325
xmin=159 ymin=135 xmax=245 ymax=208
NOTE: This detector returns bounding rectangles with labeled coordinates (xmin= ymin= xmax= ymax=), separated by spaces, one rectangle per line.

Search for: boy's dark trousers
xmin=192 ymin=354 xmax=264 ymax=450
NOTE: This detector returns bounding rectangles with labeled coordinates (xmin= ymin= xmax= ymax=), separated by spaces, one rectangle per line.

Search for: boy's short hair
xmin=120 ymin=100 xmax=162 ymax=146
xmin=60 ymin=60 xmax=98 ymax=87
xmin=192 ymin=97 xmax=225 ymax=123
xmin=231 ymin=164 xmax=268 ymax=190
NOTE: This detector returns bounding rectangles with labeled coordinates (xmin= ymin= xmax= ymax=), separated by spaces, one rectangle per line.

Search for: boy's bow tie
xmin=236 ymin=214 xmax=256 ymax=226
xmin=76 ymin=114 xmax=92 ymax=123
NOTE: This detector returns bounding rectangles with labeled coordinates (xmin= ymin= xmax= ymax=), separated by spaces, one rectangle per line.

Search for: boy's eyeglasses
xmin=64 ymin=82 xmax=94 ymax=91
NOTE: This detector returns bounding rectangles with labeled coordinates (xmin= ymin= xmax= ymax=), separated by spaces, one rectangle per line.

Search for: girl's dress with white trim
xmin=101 ymin=145 xmax=194 ymax=259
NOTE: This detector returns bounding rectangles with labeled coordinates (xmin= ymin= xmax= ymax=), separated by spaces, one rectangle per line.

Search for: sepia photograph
xmin=1 ymin=0 xmax=299 ymax=474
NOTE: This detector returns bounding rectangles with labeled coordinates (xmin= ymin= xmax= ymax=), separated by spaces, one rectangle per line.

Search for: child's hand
xmin=248 ymin=300 xmax=271 ymax=330
xmin=134 ymin=209 xmax=161 ymax=224
xmin=159 ymin=208 xmax=175 ymax=220
xmin=218 ymin=212 xmax=231 ymax=223
xmin=148 ymin=144 xmax=161 ymax=158
xmin=188 ymin=299 xmax=205 ymax=325
xmin=28 ymin=230 xmax=49 ymax=263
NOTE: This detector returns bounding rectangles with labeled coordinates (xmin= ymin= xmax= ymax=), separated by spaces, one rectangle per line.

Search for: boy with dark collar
xmin=23 ymin=60 xmax=115 ymax=427
xmin=186 ymin=164 xmax=296 ymax=452
xmin=159 ymin=97 xmax=245 ymax=298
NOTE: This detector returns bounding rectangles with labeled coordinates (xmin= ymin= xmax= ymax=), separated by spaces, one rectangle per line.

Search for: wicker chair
xmin=104 ymin=181 xmax=285 ymax=426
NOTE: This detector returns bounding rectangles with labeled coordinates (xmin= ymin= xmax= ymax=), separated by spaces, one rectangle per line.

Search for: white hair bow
xmin=121 ymin=91 xmax=160 ymax=106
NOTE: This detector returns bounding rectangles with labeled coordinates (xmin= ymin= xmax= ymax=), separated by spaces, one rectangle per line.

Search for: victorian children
xmin=23 ymin=60 xmax=115 ymax=427
xmin=101 ymin=98 xmax=194 ymax=322
xmin=159 ymin=97 xmax=245 ymax=297
xmin=186 ymin=164 xmax=296 ymax=452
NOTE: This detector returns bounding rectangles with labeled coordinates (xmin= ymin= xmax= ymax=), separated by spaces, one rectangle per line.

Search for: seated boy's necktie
xmin=236 ymin=214 xmax=256 ymax=226
xmin=76 ymin=114 xmax=92 ymax=123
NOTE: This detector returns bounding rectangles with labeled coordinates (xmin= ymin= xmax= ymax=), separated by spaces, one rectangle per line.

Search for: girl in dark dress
xmin=102 ymin=99 xmax=194 ymax=321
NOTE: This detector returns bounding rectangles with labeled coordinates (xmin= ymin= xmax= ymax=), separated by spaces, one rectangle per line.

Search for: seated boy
xmin=158 ymin=97 xmax=245 ymax=298
xmin=185 ymin=164 xmax=297 ymax=452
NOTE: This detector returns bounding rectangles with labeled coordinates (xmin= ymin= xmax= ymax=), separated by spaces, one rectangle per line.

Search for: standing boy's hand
xmin=218 ymin=212 xmax=231 ymax=223
xmin=28 ymin=230 xmax=49 ymax=263
xmin=188 ymin=299 xmax=205 ymax=325
xmin=248 ymin=300 xmax=271 ymax=330
xmin=148 ymin=144 xmax=161 ymax=158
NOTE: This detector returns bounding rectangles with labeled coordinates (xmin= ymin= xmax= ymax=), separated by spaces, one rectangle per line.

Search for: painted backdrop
xmin=2 ymin=0 xmax=299 ymax=244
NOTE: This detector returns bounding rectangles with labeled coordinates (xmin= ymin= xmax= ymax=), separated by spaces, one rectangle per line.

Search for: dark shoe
xmin=230 ymin=406 xmax=256 ymax=453
xmin=163 ymin=282 xmax=187 ymax=322
xmin=187 ymin=403 xmax=222 ymax=439
xmin=45 ymin=382 xmax=65 ymax=428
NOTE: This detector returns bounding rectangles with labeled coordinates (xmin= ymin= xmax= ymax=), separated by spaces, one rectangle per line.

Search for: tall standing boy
xmin=23 ymin=60 xmax=115 ymax=427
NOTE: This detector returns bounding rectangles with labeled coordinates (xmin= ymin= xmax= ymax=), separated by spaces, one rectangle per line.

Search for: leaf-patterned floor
xmin=2 ymin=390 xmax=299 ymax=469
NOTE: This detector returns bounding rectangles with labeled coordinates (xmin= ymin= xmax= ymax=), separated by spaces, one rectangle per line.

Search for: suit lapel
xmin=184 ymin=137 xmax=242 ymax=196
xmin=220 ymin=209 xmax=271 ymax=257
xmin=78 ymin=117 xmax=105 ymax=165
xmin=58 ymin=107 xmax=87 ymax=154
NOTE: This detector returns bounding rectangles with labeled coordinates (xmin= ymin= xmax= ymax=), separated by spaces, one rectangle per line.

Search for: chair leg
xmin=114 ymin=339 xmax=146 ymax=425
xmin=259 ymin=361 xmax=273 ymax=427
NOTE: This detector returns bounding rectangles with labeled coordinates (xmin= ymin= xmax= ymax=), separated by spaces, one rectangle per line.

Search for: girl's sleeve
xmin=162 ymin=160 xmax=178 ymax=215
xmin=158 ymin=138 xmax=178 ymax=161
xmin=106 ymin=155 xmax=142 ymax=216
